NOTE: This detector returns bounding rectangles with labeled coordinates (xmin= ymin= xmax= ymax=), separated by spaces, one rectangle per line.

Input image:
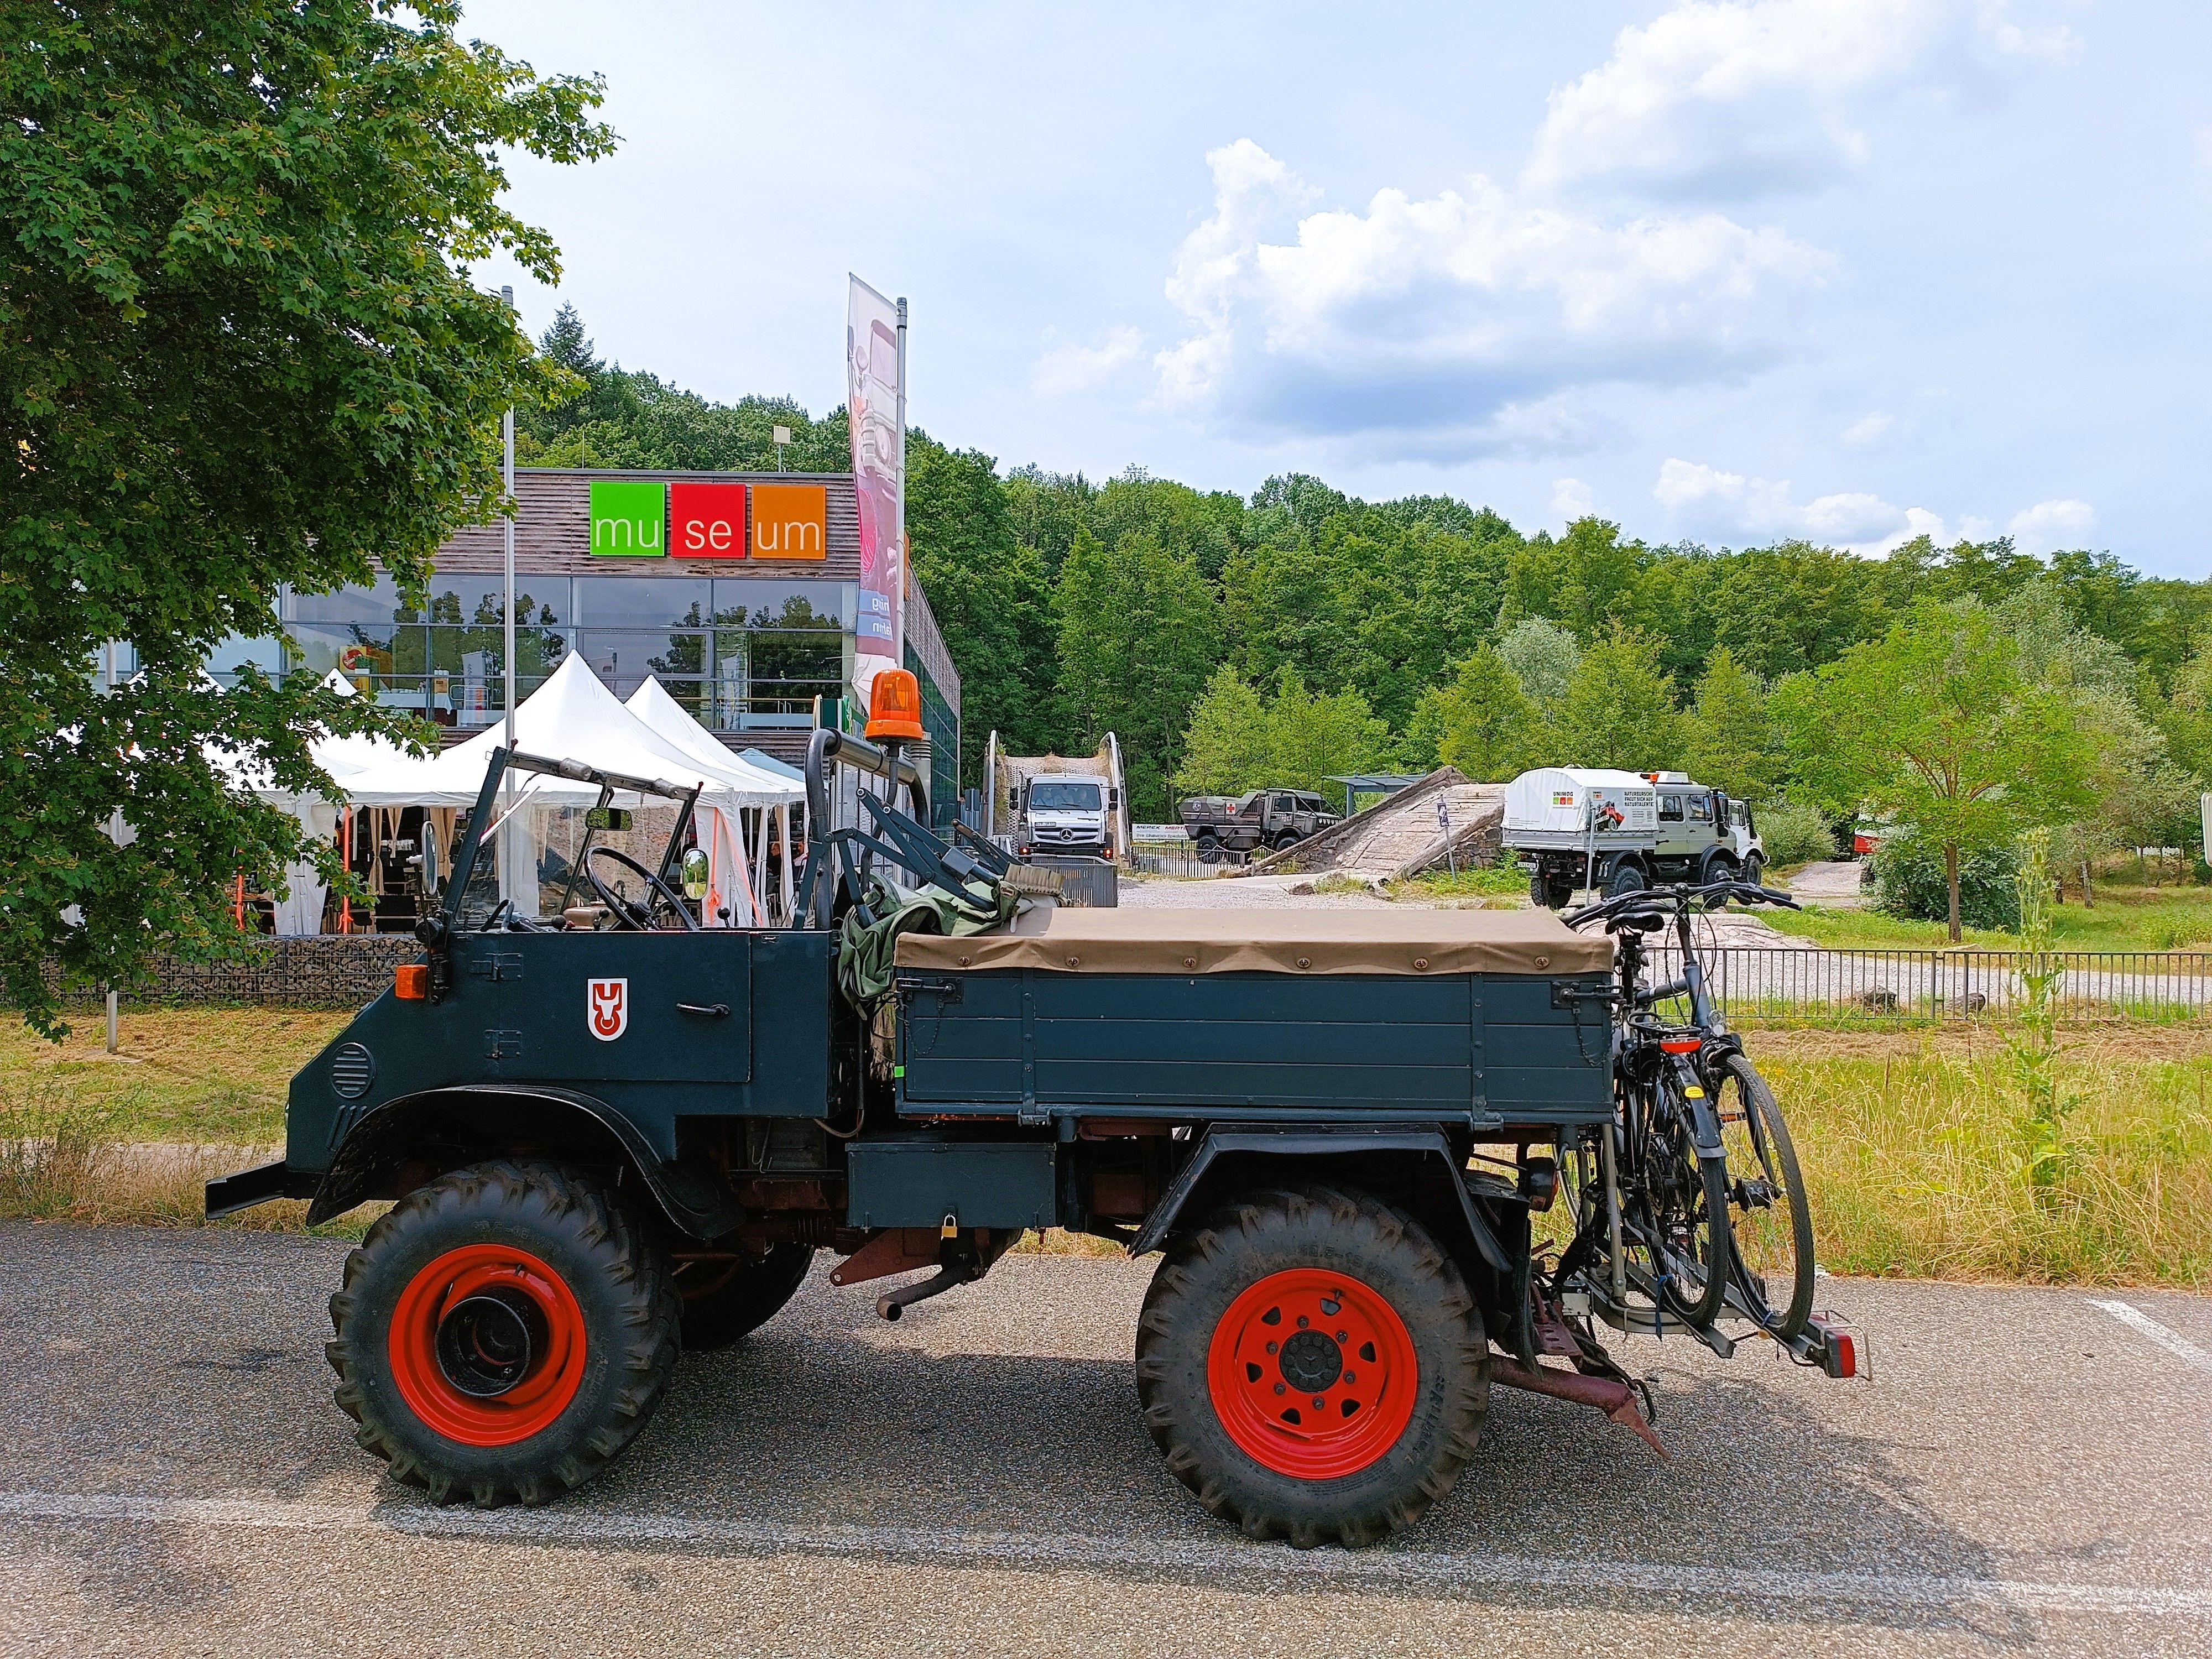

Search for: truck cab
xmin=1016 ymin=772 xmax=1114 ymax=860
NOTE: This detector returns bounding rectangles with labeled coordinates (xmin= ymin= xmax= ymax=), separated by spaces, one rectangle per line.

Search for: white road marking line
xmin=1 ymin=1489 xmax=2207 ymax=1617
xmin=2090 ymin=1299 xmax=2212 ymax=1377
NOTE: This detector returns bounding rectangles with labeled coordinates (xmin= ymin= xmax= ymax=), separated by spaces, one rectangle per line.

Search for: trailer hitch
xmin=1489 ymin=1357 xmax=1667 ymax=1458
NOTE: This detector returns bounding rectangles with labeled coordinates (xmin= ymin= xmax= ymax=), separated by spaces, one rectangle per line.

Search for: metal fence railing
xmin=1129 ymin=842 xmax=1237 ymax=878
xmin=1642 ymin=945 xmax=2212 ymax=1023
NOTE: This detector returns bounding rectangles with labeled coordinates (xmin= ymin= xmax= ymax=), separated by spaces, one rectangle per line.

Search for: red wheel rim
xmin=388 ymin=1245 xmax=587 ymax=1447
xmin=1206 ymin=1269 xmax=1419 ymax=1479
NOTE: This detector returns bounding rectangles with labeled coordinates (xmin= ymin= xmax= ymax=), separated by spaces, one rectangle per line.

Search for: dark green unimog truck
xmin=211 ymin=706 xmax=1851 ymax=1546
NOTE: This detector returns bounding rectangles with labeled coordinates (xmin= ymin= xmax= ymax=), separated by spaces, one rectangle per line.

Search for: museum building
xmin=206 ymin=467 xmax=963 ymax=821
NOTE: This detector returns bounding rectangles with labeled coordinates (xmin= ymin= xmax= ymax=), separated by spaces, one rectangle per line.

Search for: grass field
xmin=4 ymin=1010 xmax=2209 ymax=1288
xmin=1767 ymin=877 xmax=2212 ymax=952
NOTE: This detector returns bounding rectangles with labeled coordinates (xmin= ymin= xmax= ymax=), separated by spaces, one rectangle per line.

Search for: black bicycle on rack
xmin=1558 ymin=879 xmax=1817 ymax=1342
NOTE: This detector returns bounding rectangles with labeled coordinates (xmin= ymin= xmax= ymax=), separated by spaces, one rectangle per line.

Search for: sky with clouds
xmin=463 ymin=1 xmax=2211 ymax=577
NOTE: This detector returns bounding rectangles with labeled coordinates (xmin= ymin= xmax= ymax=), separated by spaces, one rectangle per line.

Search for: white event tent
xmin=242 ymin=657 xmax=803 ymax=930
xmin=624 ymin=676 xmax=804 ymax=927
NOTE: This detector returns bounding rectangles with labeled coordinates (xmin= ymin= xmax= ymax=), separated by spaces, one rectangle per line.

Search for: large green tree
xmin=1 ymin=1 xmax=611 ymax=1030
xmin=1547 ymin=626 xmax=1689 ymax=772
xmin=1683 ymin=646 xmax=1783 ymax=801
xmin=1421 ymin=644 xmax=1542 ymax=782
xmin=1055 ymin=528 xmax=1217 ymax=817
xmin=903 ymin=435 xmax=1062 ymax=779
xmin=1775 ymin=601 xmax=2100 ymax=940
xmin=1173 ymin=665 xmax=1272 ymax=798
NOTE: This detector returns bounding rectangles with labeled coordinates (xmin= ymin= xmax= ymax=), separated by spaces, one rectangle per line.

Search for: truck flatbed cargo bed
xmin=894 ymin=906 xmax=1616 ymax=1129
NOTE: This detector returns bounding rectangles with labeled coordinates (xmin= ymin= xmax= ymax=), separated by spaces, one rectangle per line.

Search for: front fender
xmin=307 ymin=1084 xmax=744 ymax=1238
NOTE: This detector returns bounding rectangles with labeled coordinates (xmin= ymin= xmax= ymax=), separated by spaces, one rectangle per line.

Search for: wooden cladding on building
xmin=434 ymin=471 xmax=861 ymax=580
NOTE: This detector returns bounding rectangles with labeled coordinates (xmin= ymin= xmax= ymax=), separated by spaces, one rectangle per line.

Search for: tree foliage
xmin=1683 ymin=647 xmax=1783 ymax=801
xmin=1776 ymin=602 xmax=2100 ymax=939
xmin=1173 ymin=665 xmax=1386 ymax=799
xmin=1421 ymin=645 xmax=1542 ymax=783
xmin=1547 ymin=627 xmax=1689 ymax=773
xmin=1 ymin=0 xmax=612 ymax=1031
xmin=1054 ymin=529 xmax=1217 ymax=817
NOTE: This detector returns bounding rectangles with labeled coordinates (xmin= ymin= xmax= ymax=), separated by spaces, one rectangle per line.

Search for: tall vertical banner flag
xmin=847 ymin=275 xmax=904 ymax=697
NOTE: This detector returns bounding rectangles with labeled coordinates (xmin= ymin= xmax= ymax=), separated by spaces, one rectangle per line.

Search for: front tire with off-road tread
xmin=1135 ymin=1185 xmax=1487 ymax=1547
xmin=326 ymin=1160 xmax=680 ymax=1507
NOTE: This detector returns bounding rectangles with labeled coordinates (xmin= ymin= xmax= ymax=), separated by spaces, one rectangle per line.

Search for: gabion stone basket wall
xmin=36 ymin=936 xmax=421 ymax=1009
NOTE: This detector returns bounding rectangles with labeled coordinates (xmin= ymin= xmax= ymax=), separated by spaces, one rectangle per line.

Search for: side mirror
xmin=681 ymin=846 xmax=710 ymax=901
xmin=411 ymin=823 xmax=444 ymax=901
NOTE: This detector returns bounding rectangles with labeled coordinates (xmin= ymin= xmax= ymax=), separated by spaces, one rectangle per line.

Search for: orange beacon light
xmin=864 ymin=668 xmax=926 ymax=743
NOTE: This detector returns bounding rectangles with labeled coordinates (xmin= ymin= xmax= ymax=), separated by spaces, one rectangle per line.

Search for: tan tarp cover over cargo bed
xmin=893 ymin=905 xmax=1612 ymax=978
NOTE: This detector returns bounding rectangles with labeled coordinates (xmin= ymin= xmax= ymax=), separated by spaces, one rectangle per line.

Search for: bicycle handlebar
xmin=1563 ymin=878 xmax=1801 ymax=931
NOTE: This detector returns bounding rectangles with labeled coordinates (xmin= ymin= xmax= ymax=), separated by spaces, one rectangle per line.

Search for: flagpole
xmin=500 ymin=286 xmax=517 ymax=905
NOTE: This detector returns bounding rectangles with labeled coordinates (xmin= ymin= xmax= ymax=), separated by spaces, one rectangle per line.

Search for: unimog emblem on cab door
xmin=588 ymin=978 xmax=628 ymax=1041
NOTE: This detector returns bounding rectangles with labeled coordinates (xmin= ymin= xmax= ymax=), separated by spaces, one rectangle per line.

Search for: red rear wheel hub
xmin=1206 ymin=1268 xmax=1418 ymax=1479
xmin=388 ymin=1245 xmax=587 ymax=1447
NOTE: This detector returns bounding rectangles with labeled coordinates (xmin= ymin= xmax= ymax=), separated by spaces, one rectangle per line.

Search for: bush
xmin=1756 ymin=800 xmax=1837 ymax=868
xmin=1870 ymin=836 xmax=2022 ymax=930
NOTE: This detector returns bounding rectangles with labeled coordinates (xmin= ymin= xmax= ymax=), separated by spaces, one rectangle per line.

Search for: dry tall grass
xmin=1759 ymin=1034 xmax=2212 ymax=1287
xmin=0 ymin=1080 xmax=318 ymax=1232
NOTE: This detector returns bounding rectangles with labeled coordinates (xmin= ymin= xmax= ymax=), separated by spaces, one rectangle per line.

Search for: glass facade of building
xmin=226 ymin=575 xmax=855 ymax=733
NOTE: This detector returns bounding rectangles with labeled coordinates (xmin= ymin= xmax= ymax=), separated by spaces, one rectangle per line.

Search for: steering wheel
xmin=585 ymin=846 xmax=700 ymax=931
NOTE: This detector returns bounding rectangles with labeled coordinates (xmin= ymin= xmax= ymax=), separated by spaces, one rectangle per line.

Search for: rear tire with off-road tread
xmin=326 ymin=1159 xmax=680 ymax=1507
xmin=675 ymin=1243 xmax=816 ymax=1352
xmin=1135 ymin=1185 xmax=1487 ymax=1547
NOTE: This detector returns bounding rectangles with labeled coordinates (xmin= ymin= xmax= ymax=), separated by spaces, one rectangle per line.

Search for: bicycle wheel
xmin=1636 ymin=1095 xmax=1732 ymax=1329
xmin=1714 ymin=1053 xmax=1815 ymax=1339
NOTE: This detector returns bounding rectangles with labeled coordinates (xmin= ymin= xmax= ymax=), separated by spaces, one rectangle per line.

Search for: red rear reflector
xmin=394 ymin=963 xmax=429 ymax=1000
xmin=1810 ymin=1315 xmax=1864 ymax=1379
xmin=1660 ymin=1036 xmax=1701 ymax=1053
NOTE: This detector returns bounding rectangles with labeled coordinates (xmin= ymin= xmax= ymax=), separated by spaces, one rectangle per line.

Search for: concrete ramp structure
xmin=1249 ymin=766 xmax=1506 ymax=880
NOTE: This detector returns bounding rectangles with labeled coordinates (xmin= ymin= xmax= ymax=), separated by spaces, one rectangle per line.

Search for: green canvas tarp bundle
xmin=835 ymin=873 xmax=1019 ymax=1005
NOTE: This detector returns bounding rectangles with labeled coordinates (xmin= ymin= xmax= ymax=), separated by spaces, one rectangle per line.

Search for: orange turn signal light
xmin=395 ymin=963 xmax=429 ymax=1000
xmin=864 ymin=667 xmax=926 ymax=742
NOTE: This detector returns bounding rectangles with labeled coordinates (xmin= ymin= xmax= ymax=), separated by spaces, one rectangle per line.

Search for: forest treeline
xmin=517 ymin=311 xmax=2212 ymax=882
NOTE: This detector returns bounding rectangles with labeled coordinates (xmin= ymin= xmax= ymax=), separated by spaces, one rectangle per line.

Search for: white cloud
xmin=2006 ymin=497 xmax=2097 ymax=553
xmin=1525 ymin=0 xmax=2079 ymax=200
xmin=1655 ymin=456 xmax=1940 ymax=551
xmin=1653 ymin=457 xmax=2054 ymax=552
xmin=1840 ymin=410 xmax=1895 ymax=447
xmin=1032 ymin=327 xmax=1145 ymax=397
xmin=1553 ymin=477 xmax=1598 ymax=520
xmin=1152 ymin=142 xmax=1830 ymax=451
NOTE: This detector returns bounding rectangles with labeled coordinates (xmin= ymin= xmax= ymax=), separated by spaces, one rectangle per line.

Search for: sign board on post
xmin=847 ymin=275 xmax=904 ymax=690
xmin=670 ymin=482 xmax=747 ymax=558
xmin=750 ymin=484 xmax=827 ymax=560
xmin=589 ymin=481 xmax=667 ymax=557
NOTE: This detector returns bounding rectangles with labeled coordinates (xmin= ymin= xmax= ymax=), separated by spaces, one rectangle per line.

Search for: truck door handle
xmin=676 ymin=1001 xmax=730 ymax=1018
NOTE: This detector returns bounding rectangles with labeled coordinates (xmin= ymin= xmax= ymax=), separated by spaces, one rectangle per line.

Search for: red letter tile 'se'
xmin=670 ymin=482 xmax=748 ymax=559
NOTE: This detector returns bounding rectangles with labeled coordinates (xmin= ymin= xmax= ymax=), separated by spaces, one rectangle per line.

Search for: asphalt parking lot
xmin=2 ymin=1222 xmax=2209 ymax=1657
